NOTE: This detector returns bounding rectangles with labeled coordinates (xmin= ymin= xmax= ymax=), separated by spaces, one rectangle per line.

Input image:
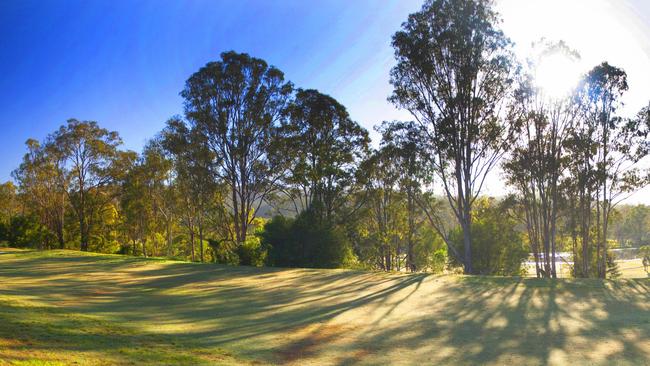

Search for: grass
xmin=0 ymin=248 xmax=648 ymax=365
xmin=524 ymin=258 xmax=649 ymax=278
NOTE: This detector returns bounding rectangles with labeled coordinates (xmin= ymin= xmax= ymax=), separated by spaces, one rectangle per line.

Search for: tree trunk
xmin=57 ymin=221 xmax=65 ymax=249
xmin=79 ymin=213 xmax=89 ymax=251
xmin=166 ymin=219 xmax=173 ymax=257
xmin=190 ymin=225 xmax=195 ymax=262
xmin=407 ymin=193 xmax=416 ymax=272
xmin=462 ymin=218 xmax=472 ymax=274
xmin=199 ymin=219 xmax=204 ymax=263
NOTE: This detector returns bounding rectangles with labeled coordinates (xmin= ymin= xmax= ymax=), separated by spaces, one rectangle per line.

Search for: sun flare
xmin=535 ymin=53 xmax=582 ymax=98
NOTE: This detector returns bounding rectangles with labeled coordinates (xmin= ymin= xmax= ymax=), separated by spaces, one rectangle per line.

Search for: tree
xmin=139 ymin=139 xmax=177 ymax=257
xmin=120 ymin=146 xmax=169 ymax=257
xmin=262 ymin=209 xmax=353 ymax=269
xmin=0 ymin=182 xmax=19 ymax=225
xmin=359 ymin=147 xmax=405 ymax=271
xmin=376 ymin=121 xmax=432 ymax=271
xmin=12 ymin=139 xmax=68 ymax=248
xmin=280 ymin=89 xmax=370 ymax=223
xmin=571 ymin=64 xmax=649 ymax=277
xmin=6 ymin=215 xmax=52 ymax=249
xmin=182 ymin=51 xmax=292 ymax=246
xmin=503 ymin=42 xmax=582 ymax=278
xmin=448 ymin=198 xmax=528 ymax=275
xmin=0 ymin=182 xmax=19 ymax=243
xmin=161 ymin=118 xmax=218 ymax=262
xmin=390 ymin=0 xmax=516 ymax=273
xmin=612 ymin=205 xmax=650 ymax=247
xmin=48 ymin=119 xmax=124 ymax=251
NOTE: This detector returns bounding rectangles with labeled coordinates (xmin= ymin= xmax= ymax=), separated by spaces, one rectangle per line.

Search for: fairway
xmin=0 ymin=249 xmax=649 ymax=365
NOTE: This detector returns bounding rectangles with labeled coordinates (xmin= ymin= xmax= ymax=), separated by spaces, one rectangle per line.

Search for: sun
xmin=535 ymin=52 xmax=582 ymax=98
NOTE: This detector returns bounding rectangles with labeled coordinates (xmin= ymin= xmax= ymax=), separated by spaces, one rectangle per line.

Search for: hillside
xmin=0 ymin=248 xmax=648 ymax=365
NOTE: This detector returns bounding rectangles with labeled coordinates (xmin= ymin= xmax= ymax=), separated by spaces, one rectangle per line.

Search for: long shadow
xmin=1 ymin=251 xmax=649 ymax=365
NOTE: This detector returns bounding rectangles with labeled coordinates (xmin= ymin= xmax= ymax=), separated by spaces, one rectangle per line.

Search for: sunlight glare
xmin=535 ymin=53 xmax=581 ymax=98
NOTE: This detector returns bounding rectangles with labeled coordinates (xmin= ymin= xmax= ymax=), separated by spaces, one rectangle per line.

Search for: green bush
xmin=413 ymin=226 xmax=447 ymax=273
xmin=208 ymin=239 xmax=240 ymax=265
xmin=449 ymin=199 xmax=528 ymax=276
xmin=7 ymin=215 xmax=53 ymax=249
xmin=237 ymin=236 xmax=267 ymax=266
xmin=0 ymin=221 xmax=7 ymax=242
xmin=261 ymin=209 xmax=353 ymax=269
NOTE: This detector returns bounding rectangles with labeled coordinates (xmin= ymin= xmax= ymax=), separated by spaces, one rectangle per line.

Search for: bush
xmin=261 ymin=209 xmax=353 ymax=269
xmin=237 ymin=236 xmax=267 ymax=266
xmin=7 ymin=215 xmax=53 ymax=249
xmin=449 ymin=199 xmax=528 ymax=275
xmin=413 ymin=226 xmax=447 ymax=273
xmin=0 ymin=221 xmax=7 ymax=243
xmin=208 ymin=239 xmax=241 ymax=265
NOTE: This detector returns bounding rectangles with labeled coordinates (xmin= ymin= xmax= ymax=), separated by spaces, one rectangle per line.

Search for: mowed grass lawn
xmin=0 ymin=248 xmax=648 ymax=365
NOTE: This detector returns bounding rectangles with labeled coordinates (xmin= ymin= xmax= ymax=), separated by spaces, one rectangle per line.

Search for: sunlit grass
xmin=0 ymin=248 xmax=648 ymax=365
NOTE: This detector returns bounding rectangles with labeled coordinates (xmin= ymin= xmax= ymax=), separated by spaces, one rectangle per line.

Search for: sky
xmin=1 ymin=0 xmax=649 ymax=203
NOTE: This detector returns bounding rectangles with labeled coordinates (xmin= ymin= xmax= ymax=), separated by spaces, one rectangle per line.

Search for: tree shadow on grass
xmin=1 ymin=251 xmax=649 ymax=365
xmin=331 ymin=278 xmax=649 ymax=365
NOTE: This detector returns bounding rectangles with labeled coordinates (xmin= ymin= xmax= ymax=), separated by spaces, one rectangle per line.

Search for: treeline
xmin=1 ymin=0 xmax=649 ymax=278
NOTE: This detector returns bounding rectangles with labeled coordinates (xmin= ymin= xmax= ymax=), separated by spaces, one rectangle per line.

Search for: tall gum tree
xmin=504 ymin=41 xmax=582 ymax=278
xmin=12 ymin=139 xmax=68 ymax=248
xmin=280 ymin=88 xmax=369 ymax=224
xmin=577 ymin=63 xmax=650 ymax=277
xmin=375 ymin=121 xmax=432 ymax=272
xmin=182 ymin=51 xmax=293 ymax=245
xmin=49 ymin=119 xmax=124 ymax=251
xmin=389 ymin=0 xmax=516 ymax=273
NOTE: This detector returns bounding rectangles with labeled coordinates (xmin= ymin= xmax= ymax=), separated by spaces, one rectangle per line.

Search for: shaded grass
xmin=0 ymin=248 xmax=649 ymax=365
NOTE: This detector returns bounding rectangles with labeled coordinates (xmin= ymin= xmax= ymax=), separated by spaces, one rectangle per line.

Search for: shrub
xmin=449 ymin=199 xmax=528 ymax=275
xmin=261 ymin=209 xmax=353 ymax=269
xmin=7 ymin=215 xmax=53 ymax=249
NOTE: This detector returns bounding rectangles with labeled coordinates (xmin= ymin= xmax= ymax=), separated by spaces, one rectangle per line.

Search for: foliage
xmin=6 ymin=215 xmax=53 ymax=249
xmin=182 ymin=51 xmax=292 ymax=246
xmin=389 ymin=0 xmax=517 ymax=274
xmin=449 ymin=199 xmax=528 ymax=275
xmin=208 ymin=239 xmax=240 ymax=265
xmin=611 ymin=204 xmax=650 ymax=247
xmin=262 ymin=209 xmax=353 ymax=269
xmin=237 ymin=236 xmax=268 ymax=267
xmin=280 ymin=88 xmax=369 ymax=222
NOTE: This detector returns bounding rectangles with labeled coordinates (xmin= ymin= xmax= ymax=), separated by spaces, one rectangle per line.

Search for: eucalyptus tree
xmin=389 ymin=0 xmax=516 ymax=273
xmin=12 ymin=139 xmax=68 ymax=248
xmin=281 ymin=89 xmax=370 ymax=223
xmin=47 ymin=119 xmax=125 ymax=251
xmin=139 ymin=139 xmax=176 ymax=257
xmin=0 ymin=182 xmax=19 ymax=242
xmin=359 ymin=146 xmax=405 ymax=271
xmin=376 ymin=121 xmax=432 ymax=271
xmin=161 ymin=117 xmax=219 ymax=261
xmin=504 ymin=42 xmax=582 ymax=278
xmin=120 ymin=152 xmax=153 ymax=256
xmin=182 ymin=51 xmax=292 ymax=246
xmin=569 ymin=63 xmax=649 ymax=277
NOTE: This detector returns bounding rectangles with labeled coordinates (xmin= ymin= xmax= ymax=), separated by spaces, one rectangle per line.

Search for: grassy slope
xmin=0 ymin=249 xmax=648 ymax=366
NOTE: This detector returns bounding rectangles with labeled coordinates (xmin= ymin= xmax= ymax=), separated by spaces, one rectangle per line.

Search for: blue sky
xmin=1 ymin=0 xmax=649 ymax=202
xmin=0 ymin=0 xmax=418 ymax=182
